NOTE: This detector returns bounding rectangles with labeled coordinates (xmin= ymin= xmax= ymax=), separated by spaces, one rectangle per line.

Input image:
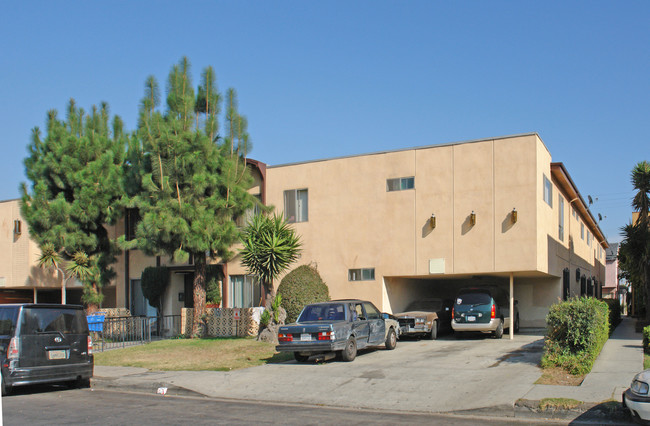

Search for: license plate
xmin=467 ymin=316 xmax=476 ymax=322
xmin=300 ymin=333 xmax=312 ymax=341
xmin=47 ymin=349 xmax=68 ymax=360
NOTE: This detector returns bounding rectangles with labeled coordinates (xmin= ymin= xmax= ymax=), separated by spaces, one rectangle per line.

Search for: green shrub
xmin=643 ymin=325 xmax=650 ymax=354
xmin=141 ymin=266 xmax=170 ymax=314
xmin=541 ymin=297 xmax=609 ymax=375
xmin=602 ymin=298 xmax=621 ymax=333
xmin=205 ymin=265 xmax=222 ymax=305
xmin=277 ymin=264 xmax=330 ymax=323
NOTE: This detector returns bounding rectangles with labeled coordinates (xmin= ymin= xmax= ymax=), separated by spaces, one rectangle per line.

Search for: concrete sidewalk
xmin=521 ymin=316 xmax=642 ymax=403
xmin=92 ymin=316 xmax=643 ymax=422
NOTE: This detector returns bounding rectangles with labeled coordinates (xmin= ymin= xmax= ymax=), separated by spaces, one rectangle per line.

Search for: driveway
xmin=97 ymin=330 xmax=545 ymax=414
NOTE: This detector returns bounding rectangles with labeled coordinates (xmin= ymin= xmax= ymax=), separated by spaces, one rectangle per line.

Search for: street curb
xmin=513 ymin=399 xmax=633 ymax=424
xmin=91 ymin=376 xmax=206 ymax=399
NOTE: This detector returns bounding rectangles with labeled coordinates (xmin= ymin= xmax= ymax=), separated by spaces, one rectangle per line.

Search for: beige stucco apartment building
xmin=1 ymin=133 xmax=607 ymax=327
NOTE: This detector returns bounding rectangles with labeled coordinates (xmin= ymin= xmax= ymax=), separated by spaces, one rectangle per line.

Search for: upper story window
xmin=284 ymin=189 xmax=308 ymax=223
xmin=558 ymin=195 xmax=565 ymax=241
xmin=543 ymin=175 xmax=553 ymax=207
xmin=126 ymin=208 xmax=141 ymax=241
xmin=348 ymin=268 xmax=375 ymax=281
xmin=237 ymin=194 xmax=262 ymax=227
xmin=572 ymin=207 xmax=577 ymax=219
xmin=387 ymin=177 xmax=414 ymax=192
xmin=587 ymin=231 xmax=592 ymax=246
xmin=580 ymin=222 xmax=585 ymax=240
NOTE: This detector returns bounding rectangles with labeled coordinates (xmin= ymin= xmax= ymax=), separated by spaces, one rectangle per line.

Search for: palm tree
xmin=38 ymin=244 xmax=94 ymax=306
xmin=620 ymin=161 xmax=650 ymax=319
xmin=240 ymin=213 xmax=302 ymax=305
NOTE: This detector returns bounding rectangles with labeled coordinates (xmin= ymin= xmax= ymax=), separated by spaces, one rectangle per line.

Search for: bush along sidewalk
xmin=541 ymin=297 xmax=609 ymax=375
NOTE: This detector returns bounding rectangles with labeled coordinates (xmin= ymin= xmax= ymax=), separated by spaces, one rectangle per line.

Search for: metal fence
xmin=92 ymin=315 xmax=182 ymax=352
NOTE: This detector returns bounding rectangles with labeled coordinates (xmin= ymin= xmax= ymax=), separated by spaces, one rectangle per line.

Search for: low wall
xmin=181 ymin=307 xmax=264 ymax=337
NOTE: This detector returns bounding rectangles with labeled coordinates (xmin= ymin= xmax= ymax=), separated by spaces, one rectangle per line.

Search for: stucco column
xmin=509 ymin=272 xmax=514 ymax=340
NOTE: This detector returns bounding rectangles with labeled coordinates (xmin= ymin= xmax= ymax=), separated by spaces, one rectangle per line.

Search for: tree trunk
xmin=192 ymin=253 xmax=207 ymax=337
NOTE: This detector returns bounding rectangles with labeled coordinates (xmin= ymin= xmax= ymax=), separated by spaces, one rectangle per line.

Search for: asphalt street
xmin=2 ymin=387 xmax=552 ymax=425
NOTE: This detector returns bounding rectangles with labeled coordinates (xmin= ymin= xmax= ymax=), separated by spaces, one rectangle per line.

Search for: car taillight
xmin=88 ymin=335 xmax=93 ymax=355
xmin=7 ymin=337 xmax=19 ymax=360
xmin=318 ymin=331 xmax=334 ymax=341
xmin=491 ymin=304 xmax=496 ymax=319
xmin=278 ymin=333 xmax=293 ymax=342
xmin=451 ymin=307 xmax=455 ymax=320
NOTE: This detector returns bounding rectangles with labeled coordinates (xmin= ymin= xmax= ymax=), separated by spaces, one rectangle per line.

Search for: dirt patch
xmin=535 ymin=367 xmax=584 ymax=386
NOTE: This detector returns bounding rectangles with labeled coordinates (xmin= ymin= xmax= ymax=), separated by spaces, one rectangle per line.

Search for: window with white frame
xmin=229 ymin=275 xmax=261 ymax=308
xmin=543 ymin=175 xmax=553 ymax=207
xmin=581 ymin=222 xmax=585 ymax=240
xmin=558 ymin=195 xmax=565 ymax=241
xmin=587 ymin=231 xmax=592 ymax=246
xmin=387 ymin=176 xmax=415 ymax=192
xmin=348 ymin=268 xmax=375 ymax=281
xmin=284 ymin=189 xmax=308 ymax=223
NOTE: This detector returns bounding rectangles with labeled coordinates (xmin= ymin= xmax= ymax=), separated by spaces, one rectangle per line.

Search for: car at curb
xmin=0 ymin=304 xmax=94 ymax=396
xmin=276 ymin=299 xmax=399 ymax=362
xmin=623 ymin=369 xmax=650 ymax=423
xmin=451 ymin=286 xmax=519 ymax=339
xmin=395 ymin=298 xmax=453 ymax=339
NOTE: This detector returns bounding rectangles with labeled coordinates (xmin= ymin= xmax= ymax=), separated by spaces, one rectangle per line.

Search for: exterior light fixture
xmin=470 ymin=211 xmax=476 ymax=226
xmin=430 ymin=213 xmax=436 ymax=228
xmin=511 ymin=208 xmax=517 ymax=223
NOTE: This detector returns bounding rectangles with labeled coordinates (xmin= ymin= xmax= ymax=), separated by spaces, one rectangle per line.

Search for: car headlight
xmin=415 ymin=318 xmax=425 ymax=324
xmin=632 ymin=379 xmax=649 ymax=395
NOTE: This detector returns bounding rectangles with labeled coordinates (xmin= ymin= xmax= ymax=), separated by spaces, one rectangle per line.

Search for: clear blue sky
xmin=2 ymin=1 xmax=648 ymax=243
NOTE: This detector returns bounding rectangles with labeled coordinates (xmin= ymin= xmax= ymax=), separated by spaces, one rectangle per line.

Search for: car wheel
xmin=493 ymin=320 xmax=504 ymax=339
xmin=431 ymin=320 xmax=439 ymax=340
xmin=294 ymin=352 xmax=310 ymax=363
xmin=385 ymin=328 xmax=397 ymax=350
xmin=514 ymin=314 xmax=520 ymax=333
xmin=1 ymin=374 xmax=12 ymax=396
xmin=341 ymin=337 xmax=357 ymax=362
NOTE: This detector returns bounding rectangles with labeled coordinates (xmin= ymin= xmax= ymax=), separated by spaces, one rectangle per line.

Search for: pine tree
xmin=21 ymin=100 xmax=126 ymax=309
xmin=128 ymin=58 xmax=256 ymax=336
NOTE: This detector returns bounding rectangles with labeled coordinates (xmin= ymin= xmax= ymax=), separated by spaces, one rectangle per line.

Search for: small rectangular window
xmin=348 ymin=268 xmax=375 ymax=281
xmin=387 ymin=177 xmax=414 ymax=192
xmin=284 ymin=189 xmax=308 ymax=223
xmin=558 ymin=195 xmax=564 ymax=241
xmin=543 ymin=175 xmax=553 ymax=207
xmin=581 ymin=222 xmax=585 ymax=240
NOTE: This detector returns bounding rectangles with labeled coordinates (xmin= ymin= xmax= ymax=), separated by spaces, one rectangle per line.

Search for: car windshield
xmin=298 ymin=303 xmax=346 ymax=322
xmin=456 ymin=291 xmax=491 ymax=306
xmin=405 ymin=300 xmax=442 ymax=311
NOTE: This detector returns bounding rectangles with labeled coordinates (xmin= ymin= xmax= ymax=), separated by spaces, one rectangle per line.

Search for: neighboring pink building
xmin=603 ymin=242 xmax=619 ymax=299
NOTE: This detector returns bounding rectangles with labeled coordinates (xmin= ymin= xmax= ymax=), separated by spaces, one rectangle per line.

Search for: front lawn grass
xmin=535 ymin=367 xmax=584 ymax=386
xmin=94 ymin=337 xmax=293 ymax=371
xmin=645 ymin=354 xmax=650 ymax=370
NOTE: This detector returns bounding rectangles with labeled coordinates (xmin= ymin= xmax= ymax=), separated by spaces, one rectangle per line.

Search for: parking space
xmin=159 ymin=329 xmax=546 ymax=414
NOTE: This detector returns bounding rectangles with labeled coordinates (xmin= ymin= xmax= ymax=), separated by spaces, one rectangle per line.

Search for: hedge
xmin=541 ymin=297 xmax=609 ymax=375
xmin=643 ymin=325 xmax=650 ymax=354
xmin=277 ymin=264 xmax=330 ymax=323
xmin=602 ymin=298 xmax=621 ymax=334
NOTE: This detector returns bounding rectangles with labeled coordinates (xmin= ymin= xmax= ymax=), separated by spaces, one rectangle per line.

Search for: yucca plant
xmin=240 ymin=213 xmax=302 ymax=300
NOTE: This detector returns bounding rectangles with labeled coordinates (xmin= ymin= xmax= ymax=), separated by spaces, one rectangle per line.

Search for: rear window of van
xmin=0 ymin=307 xmax=19 ymax=336
xmin=456 ymin=291 xmax=491 ymax=306
xmin=21 ymin=308 xmax=88 ymax=335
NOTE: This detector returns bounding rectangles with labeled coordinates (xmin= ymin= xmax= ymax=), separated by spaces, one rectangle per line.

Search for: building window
xmin=587 ymin=231 xmax=592 ymax=246
xmin=581 ymin=222 xmax=585 ymax=240
xmin=572 ymin=207 xmax=577 ymax=219
xmin=284 ymin=189 xmax=308 ymax=223
xmin=387 ymin=177 xmax=415 ymax=192
xmin=229 ymin=275 xmax=261 ymax=308
xmin=348 ymin=268 xmax=375 ymax=281
xmin=126 ymin=208 xmax=141 ymax=241
xmin=558 ymin=195 xmax=564 ymax=241
xmin=237 ymin=194 xmax=262 ymax=227
xmin=543 ymin=175 xmax=553 ymax=207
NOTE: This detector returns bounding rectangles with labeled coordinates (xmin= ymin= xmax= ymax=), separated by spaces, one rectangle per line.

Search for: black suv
xmin=451 ymin=287 xmax=519 ymax=338
xmin=1 ymin=304 xmax=93 ymax=395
